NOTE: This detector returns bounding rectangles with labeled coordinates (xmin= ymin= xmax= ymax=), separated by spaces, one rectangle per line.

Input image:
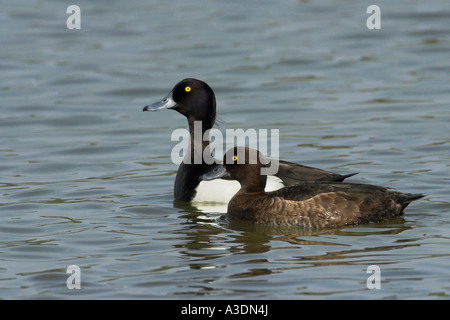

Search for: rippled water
xmin=1 ymin=0 xmax=449 ymax=299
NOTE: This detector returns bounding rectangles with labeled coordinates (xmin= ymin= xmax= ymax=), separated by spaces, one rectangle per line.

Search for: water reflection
xmin=162 ymin=200 xmax=424 ymax=297
xmin=172 ymin=199 xmax=414 ymax=258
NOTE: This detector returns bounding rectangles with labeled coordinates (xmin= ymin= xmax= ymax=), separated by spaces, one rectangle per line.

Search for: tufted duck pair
xmin=143 ymin=79 xmax=423 ymax=226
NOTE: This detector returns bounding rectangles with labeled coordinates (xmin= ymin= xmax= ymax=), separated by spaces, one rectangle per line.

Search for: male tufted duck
xmin=143 ymin=78 xmax=355 ymax=203
xmin=201 ymin=147 xmax=424 ymax=227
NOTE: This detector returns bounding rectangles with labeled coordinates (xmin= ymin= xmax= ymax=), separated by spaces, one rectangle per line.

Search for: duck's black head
xmin=202 ymin=147 xmax=268 ymax=193
xmin=143 ymin=78 xmax=216 ymax=128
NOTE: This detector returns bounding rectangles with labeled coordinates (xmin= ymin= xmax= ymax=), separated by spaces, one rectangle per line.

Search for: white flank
xmin=192 ymin=176 xmax=284 ymax=204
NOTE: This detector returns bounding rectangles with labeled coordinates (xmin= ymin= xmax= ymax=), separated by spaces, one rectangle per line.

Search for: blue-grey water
xmin=1 ymin=0 xmax=449 ymax=300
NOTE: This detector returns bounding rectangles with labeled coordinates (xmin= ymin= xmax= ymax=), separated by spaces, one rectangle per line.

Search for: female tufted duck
xmin=201 ymin=147 xmax=424 ymax=227
xmin=143 ymin=78 xmax=355 ymax=203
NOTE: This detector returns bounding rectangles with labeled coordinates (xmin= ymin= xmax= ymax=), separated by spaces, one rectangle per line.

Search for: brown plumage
xmin=205 ymin=147 xmax=424 ymax=228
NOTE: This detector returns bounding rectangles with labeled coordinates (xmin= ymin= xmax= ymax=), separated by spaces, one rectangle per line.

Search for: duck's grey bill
xmin=143 ymin=92 xmax=177 ymax=112
xmin=199 ymin=164 xmax=228 ymax=181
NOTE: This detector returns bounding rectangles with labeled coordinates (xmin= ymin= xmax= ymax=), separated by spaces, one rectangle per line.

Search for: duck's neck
xmin=240 ymin=183 xmax=266 ymax=194
xmin=239 ymin=173 xmax=267 ymax=194
xmin=174 ymin=119 xmax=214 ymax=201
xmin=184 ymin=118 xmax=212 ymax=165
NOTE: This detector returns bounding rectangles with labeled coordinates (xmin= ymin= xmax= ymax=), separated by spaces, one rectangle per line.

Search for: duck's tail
xmin=336 ymin=172 xmax=359 ymax=182
xmin=399 ymin=193 xmax=425 ymax=211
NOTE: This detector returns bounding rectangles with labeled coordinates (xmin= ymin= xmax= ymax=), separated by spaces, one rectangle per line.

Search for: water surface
xmin=1 ymin=0 xmax=449 ymax=299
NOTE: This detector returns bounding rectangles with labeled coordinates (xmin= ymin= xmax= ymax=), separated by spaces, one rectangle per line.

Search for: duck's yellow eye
xmin=232 ymin=155 xmax=238 ymax=162
xmin=185 ymin=86 xmax=191 ymax=92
